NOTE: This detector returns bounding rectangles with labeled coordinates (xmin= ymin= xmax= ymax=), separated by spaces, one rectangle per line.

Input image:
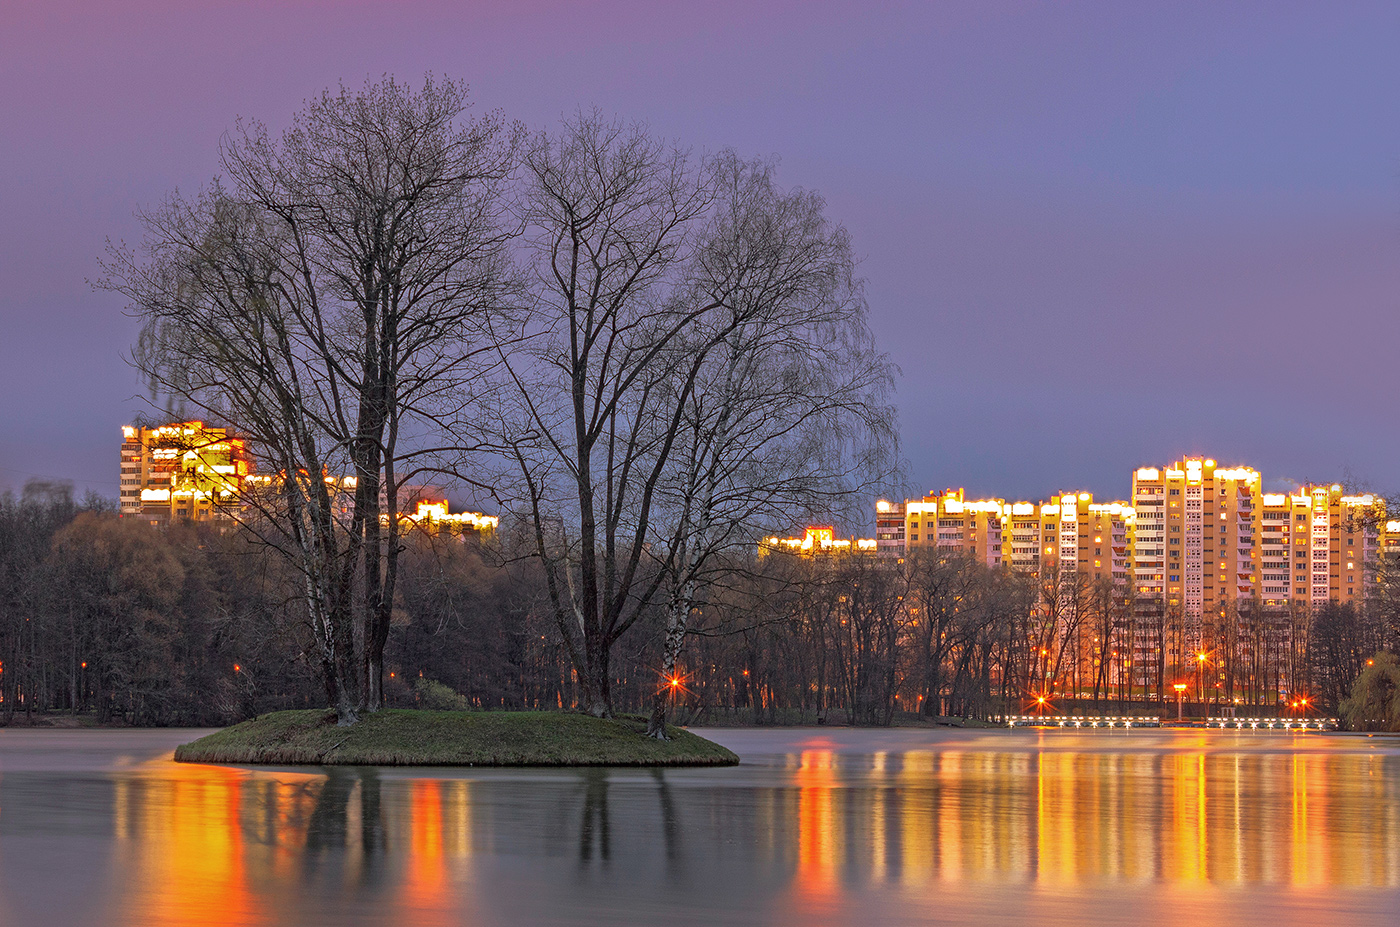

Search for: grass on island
xmin=174 ymin=708 xmax=740 ymax=767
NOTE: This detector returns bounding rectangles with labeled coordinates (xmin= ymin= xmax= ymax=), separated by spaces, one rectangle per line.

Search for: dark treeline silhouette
xmin=0 ymin=484 xmax=316 ymax=723
xmin=6 ymin=483 xmax=1398 ymax=726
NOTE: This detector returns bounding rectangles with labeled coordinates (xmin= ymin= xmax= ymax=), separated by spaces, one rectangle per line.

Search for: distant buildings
xmin=876 ymin=488 xmax=1132 ymax=584
xmin=875 ymin=456 xmax=1385 ymax=612
xmin=120 ymin=422 xmax=496 ymax=536
xmin=396 ymin=498 xmax=499 ymax=537
xmin=119 ymin=422 xmax=251 ymax=525
xmin=760 ymin=526 xmax=877 ymax=556
xmin=873 ymin=456 xmax=1387 ymax=699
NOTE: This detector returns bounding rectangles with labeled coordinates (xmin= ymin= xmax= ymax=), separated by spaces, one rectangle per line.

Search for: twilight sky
xmin=3 ymin=1 xmax=1399 ymax=511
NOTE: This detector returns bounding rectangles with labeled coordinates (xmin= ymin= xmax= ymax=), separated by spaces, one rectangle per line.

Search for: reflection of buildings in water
xmin=794 ymin=748 xmax=839 ymax=907
xmin=900 ymin=750 xmax=935 ymax=884
xmin=112 ymin=763 xmax=278 ymax=926
xmin=398 ymin=779 xmax=472 ymax=924
xmin=1164 ymin=752 xmax=1208 ymax=883
xmin=108 ymin=764 xmax=478 ymax=926
xmin=772 ymin=743 xmax=1400 ymax=893
xmin=90 ymin=740 xmax=1400 ymax=925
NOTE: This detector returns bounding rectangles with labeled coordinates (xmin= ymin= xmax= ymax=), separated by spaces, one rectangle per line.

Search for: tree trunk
xmin=583 ymin=632 xmax=612 ymax=718
xmin=648 ymin=599 xmax=690 ymax=738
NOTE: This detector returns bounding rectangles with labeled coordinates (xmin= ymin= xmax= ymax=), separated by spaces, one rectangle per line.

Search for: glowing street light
xmin=1174 ymin=682 xmax=1187 ymax=721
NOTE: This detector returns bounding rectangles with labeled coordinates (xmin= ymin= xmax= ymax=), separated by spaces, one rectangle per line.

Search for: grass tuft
xmin=173 ymin=709 xmax=739 ymax=767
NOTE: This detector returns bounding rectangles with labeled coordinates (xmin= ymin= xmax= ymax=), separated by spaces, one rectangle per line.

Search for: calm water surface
xmin=1 ymin=726 xmax=1398 ymax=926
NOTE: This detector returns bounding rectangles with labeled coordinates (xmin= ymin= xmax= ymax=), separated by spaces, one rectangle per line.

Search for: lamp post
xmin=1174 ymin=682 xmax=1187 ymax=721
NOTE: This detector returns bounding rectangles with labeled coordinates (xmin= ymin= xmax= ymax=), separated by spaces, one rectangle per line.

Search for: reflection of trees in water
xmin=303 ymin=768 xmax=386 ymax=849
xmin=89 ymin=742 xmax=1400 ymax=923
xmin=300 ymin=768 xmax=388 ymax=892
xmin=574 ymin=769 xmax=684 ymax=871
xmin=652 ymin=768 xmax=682 ymax=866
xmin=304 ymin=769 xmax=355 ymax=851
xmin=578 ymin=770 xmax=610 ymax=863
xmin=360 ymin=769 xmax=385 ymax=854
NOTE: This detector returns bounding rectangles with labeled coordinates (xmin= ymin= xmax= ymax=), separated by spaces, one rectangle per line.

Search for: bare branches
xmin=105 ymin=84 xmax=899 ymax=725
xmin=101 ymin=76 xmax=519 ymax=723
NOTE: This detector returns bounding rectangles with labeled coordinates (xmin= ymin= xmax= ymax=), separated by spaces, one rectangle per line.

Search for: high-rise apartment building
xmin=1130 ymin=459 xmax=1261 ymax=633
xmin=875 ymin=489 xmax=1132 ymax=585
xmin=120 ymin=422 xmax=252 ymax=525
xmin=895 ymin=489 xmax=1005 ymax=567
xmin=1258 ymin=485 xmax=1379 ymax=608
xmin=1042 ymin=493 xmax=1134 ymax=587
xmin=872 ymin=457 xmax=1385 ymax=703
xmin=874 ymin=499 xmax=906 ymax=555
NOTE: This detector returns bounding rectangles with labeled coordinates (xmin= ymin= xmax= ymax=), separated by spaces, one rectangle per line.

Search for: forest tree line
xmin=4 ymin=483 xmax=1397 ymax=727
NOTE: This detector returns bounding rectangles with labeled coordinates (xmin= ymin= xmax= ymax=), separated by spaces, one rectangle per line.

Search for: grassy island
xmin=174 ymin=709 xmax=740 ymax=767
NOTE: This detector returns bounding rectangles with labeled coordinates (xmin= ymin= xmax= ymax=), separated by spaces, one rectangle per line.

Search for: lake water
xmin=1 ymin=727 xmax=1398 ymax=926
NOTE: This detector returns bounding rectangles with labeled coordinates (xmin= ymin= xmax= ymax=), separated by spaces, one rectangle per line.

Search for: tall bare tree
xmin=103 ymin=76 xmax=518 ymax=722
xmin=489 ymin=115 xmax=897 ymax=721
xmin=487 ymin=113 xmax=727 ymax=718
xmin=644 ymin=154 xmax=897 ymax=736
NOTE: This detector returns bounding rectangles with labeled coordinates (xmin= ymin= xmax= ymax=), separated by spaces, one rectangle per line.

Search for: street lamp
xmin=1174 ymin=682 xmax=1187 ymax=721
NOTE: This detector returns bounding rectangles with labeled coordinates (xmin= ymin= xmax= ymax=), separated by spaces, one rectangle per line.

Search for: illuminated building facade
xmin=761 ymin=526 xmax=877 ymax=556
xmin=877 ymin=457 xmax=1387 ymax=701
xmin=120 ymin=422 xmax=252 ymax=525
xmin=396 ymin=499 xmax=499 ymax=538
xmin=1130 ymin=459 xmax=1261 ymax=631
xmin=874 ymin=499 xmax=906 ymax=555
xmin=1257 ymin=484 xmax=1379 ymax=608
xmin=875 ymin=489 xmax=1132 ymax=586
xmin=1128 ymin=462 xmax=1382 ymax=681
xmin=899 ymin=489 xmax=1005 ymax=567
xmin=878 ymin=460 xmax=1383 ymax=613
xmin=1038 ymin=492 xmax=1134 ymax=587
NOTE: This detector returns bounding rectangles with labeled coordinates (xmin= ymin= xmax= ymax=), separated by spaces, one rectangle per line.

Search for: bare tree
xmin=643 ymin=154 xmax=897 ymax=736
xmin=103 ymin=76 xmax=517 ymax=723
xmin=907 ymin=549 xmax=978 ymax=718
xmin=487 ymin=113 xmax=733 ymax=718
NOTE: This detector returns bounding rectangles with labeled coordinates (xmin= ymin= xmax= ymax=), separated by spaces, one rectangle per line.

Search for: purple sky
xmin=3 ymin=1 xmax=1399 ymax=508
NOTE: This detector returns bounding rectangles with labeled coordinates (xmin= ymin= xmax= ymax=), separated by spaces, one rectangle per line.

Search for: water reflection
xmin=1 ymin=730 xmax=1398 ymax=926
xmin=578 ymin=769 xmax=610 ymax=863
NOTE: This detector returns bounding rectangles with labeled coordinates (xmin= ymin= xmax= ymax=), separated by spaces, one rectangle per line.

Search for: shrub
xmin=413 ymin=677 xmax=469 ymax=711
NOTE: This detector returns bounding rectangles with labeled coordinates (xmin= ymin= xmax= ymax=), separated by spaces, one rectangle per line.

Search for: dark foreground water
xmin=1 ymin=727 xmax=1398 ymax=926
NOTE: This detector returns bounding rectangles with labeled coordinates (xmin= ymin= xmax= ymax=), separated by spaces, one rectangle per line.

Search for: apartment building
xmin=875 ymin=489 xmax=1131 ymax=585
xmin=397 ymin=499 xmax=499 ymax=537
xmin=120 ymin=422 xmax=252 ymax=525
xmin=1042 ymin=493 xmax=1134 ymax=587
xmin=874 ymin=458 xmax=1385 ymax=701
xmin=1130 ymin=459 xmax=1262 ymax=631
xmin=874 ymin=499 xmax=906 ymax=555
xmin=1258 ymin=485 xmax=1379 ymax=608
xmin=760 ymin=526 xmax=877 ymax=556
xmin=897 ymin=489 xmax=1005 ymax=568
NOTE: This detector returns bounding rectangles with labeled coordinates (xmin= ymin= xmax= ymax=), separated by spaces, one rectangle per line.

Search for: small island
xmin=174 ymin=709 xmax=739 ymax=767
